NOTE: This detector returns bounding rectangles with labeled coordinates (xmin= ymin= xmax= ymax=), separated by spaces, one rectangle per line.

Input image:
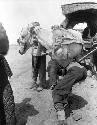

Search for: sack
xmin=0 ymin=23 xmax=9 ymax=55
xmin=52 ymin=43 xmax=83 ymax=61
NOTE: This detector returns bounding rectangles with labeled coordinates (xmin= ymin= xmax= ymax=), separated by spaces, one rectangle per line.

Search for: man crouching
xmin=47 ymin=36 xmax=87 ymax=125
xmin=51 ymin=59 xmax=87 ymax=125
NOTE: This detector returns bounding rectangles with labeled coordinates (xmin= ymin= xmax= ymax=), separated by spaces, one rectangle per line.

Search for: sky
xmin=0 ymin=0 xmax=97 ymax=44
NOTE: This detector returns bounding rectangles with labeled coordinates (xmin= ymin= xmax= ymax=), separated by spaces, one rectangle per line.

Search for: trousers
xmin=47 ymin=59 xmax=68 ymax=87
xmin=52 ymin=65 xmax=87 ymax=111
xmin=48 ymin=59 xmax=87 ymax=111
xmin=32 ymin=55 xmax=46 ymax=87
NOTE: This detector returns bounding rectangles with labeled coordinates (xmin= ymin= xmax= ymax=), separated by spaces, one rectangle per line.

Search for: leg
xmin=0 ymin=90 xmax=6 ymax=125
xmin=52 ymin=66 xmax=87 ymax=124
xmin=30 ymin=55 xmax=39 ymax=89
xmin=53 ymin=66 xmax=87 ymax=110
xmin=93 ymin=51 xmax=97 ymax=72
xmin=38 ymin=55 xmax=46 ymax=88
xmin=3 ymin=83 xmax=16 ymax=125
xmin=47 ymin=59 xmax=63 ymax=89
xmin=89 ymin=55 xmax=96 ymax=76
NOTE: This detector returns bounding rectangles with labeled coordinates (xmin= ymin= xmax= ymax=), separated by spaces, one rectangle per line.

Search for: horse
xmin=17 ymin=22 xmax=97 ymax=93
xmin=17 ymin=22 xmax=84 ymax=62
xmin=17 ymin=26 xmax=33 ymax=55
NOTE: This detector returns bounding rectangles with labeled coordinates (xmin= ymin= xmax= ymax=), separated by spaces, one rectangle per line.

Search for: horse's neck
xmin=35 ymin=28 xmax=54 ymax=50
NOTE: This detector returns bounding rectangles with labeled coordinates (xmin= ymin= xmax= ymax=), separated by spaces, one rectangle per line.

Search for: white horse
xmin=17 ymin=22 xmax=84 ymax=62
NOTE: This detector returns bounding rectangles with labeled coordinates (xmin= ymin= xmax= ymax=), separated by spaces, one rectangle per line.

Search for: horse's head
xmin=17 ymin=22 xmax=40 ymax=55
xmin=17 ymin=26 xmax=32 ymax=55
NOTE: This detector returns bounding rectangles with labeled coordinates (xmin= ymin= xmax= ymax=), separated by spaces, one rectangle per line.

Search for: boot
xmin=30 ymin=78 xmax=38 ymax=89
xmin=57 ymin=110 xmax=68 ymax=125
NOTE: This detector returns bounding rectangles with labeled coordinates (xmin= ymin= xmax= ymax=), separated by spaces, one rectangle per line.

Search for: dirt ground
xmin=6 ymin=45 xmax=97 ymax=125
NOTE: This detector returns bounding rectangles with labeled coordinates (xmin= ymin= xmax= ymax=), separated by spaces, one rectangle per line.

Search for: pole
xmin=78 ymin=47 xmax=97 ymax=62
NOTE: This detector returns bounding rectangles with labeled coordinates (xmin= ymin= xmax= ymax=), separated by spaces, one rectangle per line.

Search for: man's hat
xmin=29 ymin=22 xmax=40 ymax=28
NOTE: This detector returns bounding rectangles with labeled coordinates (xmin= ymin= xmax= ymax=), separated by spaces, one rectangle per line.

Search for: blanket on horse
xmin=32 ymin=26 xmax=84 ymax=61
xmin=51 ymin=28 xmax=83 ymax=60
xmin=0 ymin=23 xmax=9 ymax=55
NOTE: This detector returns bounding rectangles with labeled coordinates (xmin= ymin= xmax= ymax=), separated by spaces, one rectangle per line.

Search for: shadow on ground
xmin=65 ymin=94 xmax=88 ymax=118
xmin=15 ymin=98 xmax=39 ymax=125
xmin=44 ymin=79 xmax=88 ymax=118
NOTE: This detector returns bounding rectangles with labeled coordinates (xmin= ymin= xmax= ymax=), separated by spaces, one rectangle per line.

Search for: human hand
xmin=50 ymin=84 xmax=56 ymax=90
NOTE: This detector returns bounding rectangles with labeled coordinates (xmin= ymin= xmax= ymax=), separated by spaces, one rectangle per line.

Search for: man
xmin=48 ymin=26 xmax=87 ymax=125
xmin=49 ymin=59 xmax=87 ymax=125
xmin=30 ymin=31 xmax=47 ymax=91
xmin=0 ymin=22 xmax=16 ymax=124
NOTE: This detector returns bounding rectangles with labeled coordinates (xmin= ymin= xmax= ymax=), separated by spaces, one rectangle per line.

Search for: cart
xmin=60 ymin=2 xmax=97 ymax=74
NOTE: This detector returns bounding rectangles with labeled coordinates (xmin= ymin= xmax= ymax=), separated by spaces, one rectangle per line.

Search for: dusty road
xmin=6 ymin=45 xmax=97 ymax=125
